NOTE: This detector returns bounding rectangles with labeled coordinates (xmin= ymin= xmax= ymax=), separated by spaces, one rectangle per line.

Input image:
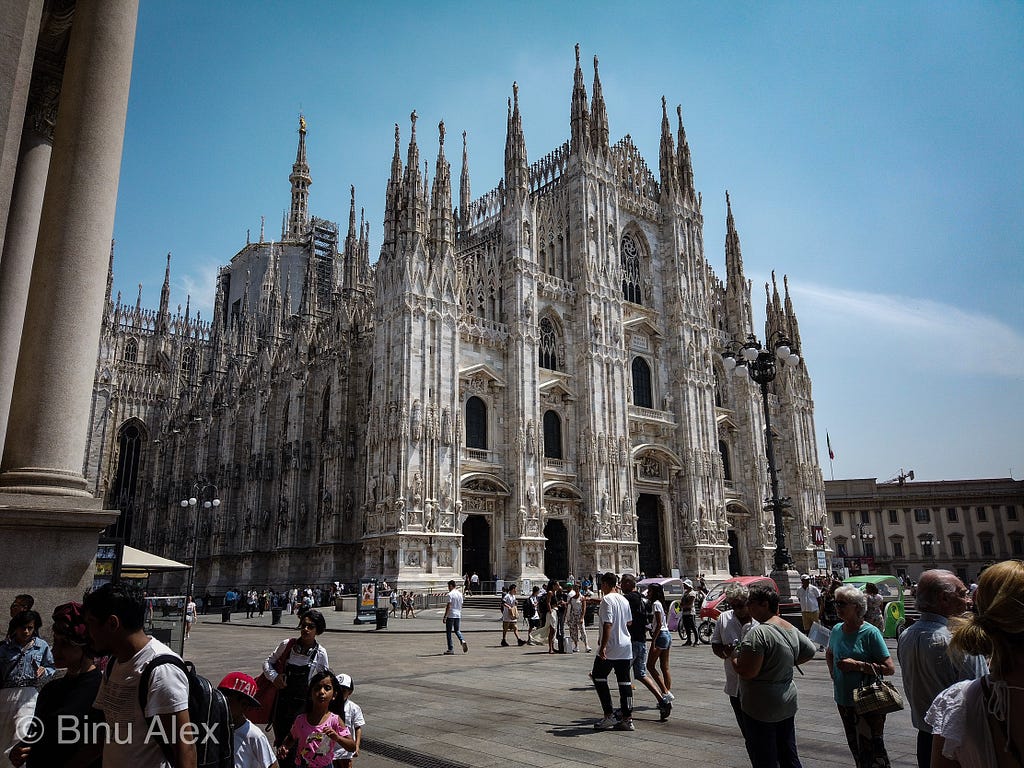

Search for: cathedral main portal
xmin=544 ymin=519 xmax=568 ymax=581
xmin=637 ymin=493 xmax=664 ymax=576
xmin=462 ymin=515 xmax=491 ymax=581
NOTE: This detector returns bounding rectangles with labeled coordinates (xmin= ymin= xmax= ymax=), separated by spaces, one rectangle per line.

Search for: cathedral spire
xmin=724 ymin=192 xmax=752 ymax=337
xmin=658 ymin=96 xmax=678 ymax=204
xmin=287 ymin=114 xmax=312 ymax=240
xmin=343 ymin=185 xmax=359 ymax=292
xmin=158 ymin=252 xmax=171 ymax=334
xmin=105 ymin=239 xmax=115 ymax=307
xmin=570 ymin=43 xmax=590 ymax=155
xmin=402 ymin=111 xmax=425 ymax=237
xmin=430 ymin=121 xmax=454 ymax=256
xmin=459 ymin=130 xmax=471 ymax=232
xmin=783 ymin=274 xmax=803 ymax=353
xmin=504 ymin=82 xmax=529 ymax=200
xmin=383 ymin=123 xmax=403 ymax=254
xmin=590 ymin=55 xmax=609 ymax=155
xmin=676 ymin=105 xmax=695 ymax=202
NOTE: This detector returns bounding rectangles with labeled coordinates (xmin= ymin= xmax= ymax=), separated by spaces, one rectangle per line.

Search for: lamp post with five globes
xmin=181 ymin=481 xmax=220 ymax=603
xmin=722 ymin=333 xmax=801 ymax=574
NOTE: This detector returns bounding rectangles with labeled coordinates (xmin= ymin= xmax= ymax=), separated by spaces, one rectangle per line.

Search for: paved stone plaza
xmin=184 ymin=604 xmax=919 ymax=768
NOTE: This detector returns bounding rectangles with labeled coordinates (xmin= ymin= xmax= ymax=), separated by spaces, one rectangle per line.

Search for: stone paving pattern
xmin=184 ymin=603 xmax=921 ymax=768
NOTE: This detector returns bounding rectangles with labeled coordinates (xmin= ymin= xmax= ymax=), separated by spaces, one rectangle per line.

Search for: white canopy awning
xmin=120 ymin=545 xmax=190 ymax=575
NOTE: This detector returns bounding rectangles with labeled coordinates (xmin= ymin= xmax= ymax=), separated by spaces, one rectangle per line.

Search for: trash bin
xmin=375 ymin=607 xmax=389 ymax=630
xmin=221 ymin=606 xmax=231 ymax=623
xmin=271 ymin=607 xmax=283 ymax=625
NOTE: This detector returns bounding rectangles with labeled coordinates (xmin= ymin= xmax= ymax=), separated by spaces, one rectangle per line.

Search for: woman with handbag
xmin=826 ymin=585 xmax=896 ymax=768
xmin=261 ymin=610 xmax=330 ymax=755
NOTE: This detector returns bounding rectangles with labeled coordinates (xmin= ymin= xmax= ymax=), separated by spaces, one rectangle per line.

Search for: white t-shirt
xmin=501 ymin=592 xmax=518 ymax=621
xmin=335 ymin=698 xmax=365 ymax=760
xmin=597 ymin=592 xmax=632 ymax=661
xmin=446 ymin=588 xmax=464 ymax=618
xmin=93 ymin=637 xmax=190 ymax=768
xmin=796 ymin=584 xmax=821 ymax=612
xmin=925 ymin=677 xmax=999 ymax=768
xmin=710 ymin=609 xmax=759 ymax=696
xmin=651 ymin=600 xmax=668 ymax=633
xmin=232 ymin=719 xmax=276 ymax=768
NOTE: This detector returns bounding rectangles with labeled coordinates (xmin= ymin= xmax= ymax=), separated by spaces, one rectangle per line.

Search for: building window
xmin=631 ymin=357 xmax=653 ymax=409
xmin=980 ymin=537 xmax=994 ymax=557
xmin=1012 ymin=536 xmax=1023 ymax=557
xmin=180 ymin=348 xmax=194 ymax=378
xmin=892 ymin=541 xmax=904 ymax=557
xmin=543 ymin=410 xmax=562 ymax=459
xmin=976 ymin=507 xmax=987 ymax=522
xmin=719 ymin=441 xmax=732 ymax=482
xmin=914 ymin=508 xmax=931 ymax=523
xmin=862 ymin=541 xmax=875 ymax=557
xmin=860 ymin=510 xmax=870 ymax=524
xmin=947 ymin=507 xmax=958 ymax=523
xmin=621 ymin=234 xmax=643 ymax=305
xmin=888 ymin=509 xmax=898 ymax=524
xmin=835 ymin=539 xmax=848 ymax=557
xmin=833 ymin=510 xmax=843 ymax=526
xmin=320 ymin=386 xmax=331 ymax=441
xmin=951 ymin=538 xmax=964 ymax=557
xmin=956 ymin=567 xmax=968 ymax=582
xmin=123 ymin=339 xmax=138 ymax=364
xmin=538 ymin=317 xmax=559 ymax=371
xmin=465 ymin=396 xmax=487 ymax=449
xmin=1007 ymin=505 xmax=1018 ymax=521
xmin=921 ymin=539 xmax=936 ymax=558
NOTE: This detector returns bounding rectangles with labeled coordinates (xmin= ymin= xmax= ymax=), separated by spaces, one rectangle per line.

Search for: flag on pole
xmin=827 ymin=432 xmax=835 ymax=460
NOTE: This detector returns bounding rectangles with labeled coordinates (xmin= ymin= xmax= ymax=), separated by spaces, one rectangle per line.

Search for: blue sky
xmin=111 ymin=2 xmax=1024 ymax=482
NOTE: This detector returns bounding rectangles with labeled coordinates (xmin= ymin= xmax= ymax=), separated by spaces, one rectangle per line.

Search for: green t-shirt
xmin=828 ymin=621 xmax=890 ymax=706
xmin=737 ymin=621 xmax=816 ymax=722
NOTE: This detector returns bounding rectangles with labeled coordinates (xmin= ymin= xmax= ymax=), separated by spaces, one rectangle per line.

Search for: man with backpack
xmin=620 ymin=573 xmax=672 ymax=721
xmin=83 ymin=581 xmax=196 ymax=767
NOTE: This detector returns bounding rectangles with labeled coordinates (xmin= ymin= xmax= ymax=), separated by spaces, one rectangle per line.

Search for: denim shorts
xmin=654 ymin=630 xmax=672 ymax=650
xmin=631 ymin=640 xmax=649 ymax=677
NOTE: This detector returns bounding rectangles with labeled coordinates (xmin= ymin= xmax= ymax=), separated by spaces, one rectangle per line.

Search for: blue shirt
xmin=897 ymin=612 xmax=988 ymax=731
xmin=827 ymin=621 xmax=889 ymax=706
xmin=0 ymin=636 xmax=55 ymax=688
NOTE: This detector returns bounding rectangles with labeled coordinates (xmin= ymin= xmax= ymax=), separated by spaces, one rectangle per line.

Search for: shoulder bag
xmin=853 ymin=673 xmax=904 ymax=715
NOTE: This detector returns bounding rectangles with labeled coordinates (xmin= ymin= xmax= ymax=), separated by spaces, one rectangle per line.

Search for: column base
xmin=770 ymin=568 xmax=803 ymax=602
xmin=0 ymin=492 xmax=119 ymax=607
xmin=0 ymin=466 xmax=92 ymax=496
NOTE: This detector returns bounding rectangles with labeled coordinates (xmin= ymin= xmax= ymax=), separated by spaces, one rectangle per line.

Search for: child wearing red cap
xmin=217 ymin=672 xmax=278 ymax=768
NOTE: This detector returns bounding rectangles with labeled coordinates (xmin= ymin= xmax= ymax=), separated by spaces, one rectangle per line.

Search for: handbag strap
xmin=763 ymin=621 xmax=804 ymax=674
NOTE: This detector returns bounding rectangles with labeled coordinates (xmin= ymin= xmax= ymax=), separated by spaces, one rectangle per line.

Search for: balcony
xmin=462 ymin=447 xmax=498 ymax=464
xmin=628 ymin=405 xmax=677 ymax=425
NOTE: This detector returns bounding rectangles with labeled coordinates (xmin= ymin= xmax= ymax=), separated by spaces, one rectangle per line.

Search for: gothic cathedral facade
xmin=86 ymin=50 xmax=828 ymax=590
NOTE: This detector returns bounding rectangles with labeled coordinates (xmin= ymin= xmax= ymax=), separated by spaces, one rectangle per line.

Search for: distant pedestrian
xmin=679 ymin=580 xmax=700 ymax=645
xmin=470 ymin=572 xmax=480 ymax=595
xmin=185 ymin=594 xmax=197 ymax=639
xmin=526 ymin=586 xmax=543 ymax=645
xmin=796 ymin=574 xmax=821 ymax=633
xmin=443 ymin=580 xmax=468 ymax=655
xmin=591 ymin=572 xmax=634 ymax=731
xmin=389 ymin=590 xmax=399 ymax=618
xmin=501 ymin=584 xmax=526 ymax=647
xmin=566 ymin=586 xmax=591 ymax=653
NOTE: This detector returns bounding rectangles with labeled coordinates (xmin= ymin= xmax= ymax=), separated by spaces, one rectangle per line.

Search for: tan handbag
xmin=853 ymin=674 xmax=904 ymax=715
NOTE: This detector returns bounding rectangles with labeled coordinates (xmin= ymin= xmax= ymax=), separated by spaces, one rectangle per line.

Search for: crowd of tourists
xmin=0 ymin=584 xmax=368 ymax=768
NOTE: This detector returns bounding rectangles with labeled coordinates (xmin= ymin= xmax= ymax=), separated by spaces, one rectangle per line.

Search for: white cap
xmin=336 ymin=673 xmax=353 ymax=690
xmin=682 ymin=579 xmax=693 ymax=588
xmin=801 ymin=574 xmax=810 ymax=580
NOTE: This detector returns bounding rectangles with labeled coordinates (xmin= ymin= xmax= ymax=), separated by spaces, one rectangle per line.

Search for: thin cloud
xmin=175 ymin=263 xmax=219 ymax=320
xmin=790 ymin=282 xmax=1024 ymax=378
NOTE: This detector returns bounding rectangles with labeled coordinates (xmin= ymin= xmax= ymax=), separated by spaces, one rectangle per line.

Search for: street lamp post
xmin=921 ymin=534 xmax=941 ymax=570
xmin=722 ymin=333 xmax=801 ymax=576
xmin=180 ymin=481 xmax=220 ymax=602
xmin=855 ymin=522 xmax=875 ymax=574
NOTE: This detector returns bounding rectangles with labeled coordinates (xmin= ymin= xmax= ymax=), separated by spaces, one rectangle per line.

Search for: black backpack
xmin=521 ymin=597 xmax=536 ymax=619
xmin=122 ymin=655 xmax=233 ymax=768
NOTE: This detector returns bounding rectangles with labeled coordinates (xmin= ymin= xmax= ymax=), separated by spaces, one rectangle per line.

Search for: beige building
xmin=824 ymin=477 xmax=1023 ymax=583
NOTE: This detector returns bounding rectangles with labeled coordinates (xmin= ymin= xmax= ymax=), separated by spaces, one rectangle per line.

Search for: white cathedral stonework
xmin=85 ymin=49 xmax=827 ymax=591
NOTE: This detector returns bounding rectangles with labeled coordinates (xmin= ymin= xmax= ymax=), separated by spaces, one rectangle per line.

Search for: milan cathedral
xmin=86 ymin=48 xmax=827 ymax=590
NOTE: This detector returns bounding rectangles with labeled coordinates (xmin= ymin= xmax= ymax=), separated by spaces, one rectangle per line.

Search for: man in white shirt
xmin=591 ymin=572 xmax=635 ymax=731
xmin=711 ymin=583 xmax=758 ymax=752
xmin=83 ymin=582 xmax=194 ymax=768
xmin=795 ymin=574 xmax=821 ymax=632
xmin=442 ymin=580 xmax=468 ymax=655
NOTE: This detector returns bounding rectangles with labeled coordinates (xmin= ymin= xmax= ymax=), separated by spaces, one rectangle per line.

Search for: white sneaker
xmin=594 ymin=716 xmax=618 ymax=731
xmin=615 ymin=718 xmax=635 ymax=731
xmin=662 ymin=691 xmax=675 ymax=702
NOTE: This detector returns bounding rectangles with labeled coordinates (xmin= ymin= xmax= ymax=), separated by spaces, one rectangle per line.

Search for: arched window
xmin=123 ymin=339 xmax=138 ymax=364
xmin=719 ymin=440 xmax=732 ymax=481
xmin=108 ymin=419 xmax=147 ymax=543
xmin=621 ymin=234 xmax=643 ymax=305
xmin=543 ymin=410 xmax=563 ymax=459
xmin=539 ymin=317 xmax=559 ymax=370
xmin=180 ymin=348 xmax=194 ymax=378
xmin=466 ymin=397 xmax=487 ymax=449
xmin=320 ymin=386 xmax=331 ymax=441
xmin=631 ymin=357 xmax=653 ymax=408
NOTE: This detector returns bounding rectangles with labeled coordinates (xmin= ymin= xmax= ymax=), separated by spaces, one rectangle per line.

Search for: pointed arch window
xmin=466 ymin=396 xmax=487 ymax=449
xmin=631 ymin=356 xmax=653 ymax=409
xmin=621 ymin=234 xmax=643 ymax=305
xmin=180 ymin=348 xmax=194 ymax=379
xmin=123 ymin=339 xmax=138 ymax=364
xmin=108 ymin=419 xmax=147 ymax=543
xmin=543 ymin=410 xmax=563 ymax=459
xmin=539 ymin=317 xmax=560 ymax=370
xmin=719 ymin=440 xmax=732 ymax=482
xmin=320 ymin=385 xmax=331 ymax=441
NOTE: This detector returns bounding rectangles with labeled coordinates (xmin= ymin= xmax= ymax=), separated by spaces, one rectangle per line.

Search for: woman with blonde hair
xmin=926 ymin=559 xmax=1024 ymax=768
xmin=826 ymin=584 xmax=896 ymax=767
